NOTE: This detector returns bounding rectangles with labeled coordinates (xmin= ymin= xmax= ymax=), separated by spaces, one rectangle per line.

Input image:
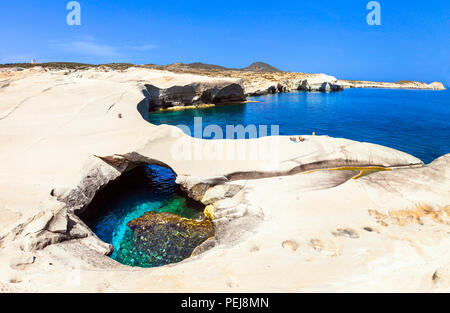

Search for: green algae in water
xmin=83 ymin=165 xmax=205 ymax=268
xmin=117 ymin=212 xmax=215 ymax=268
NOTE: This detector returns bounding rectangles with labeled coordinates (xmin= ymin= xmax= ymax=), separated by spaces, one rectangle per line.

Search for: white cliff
xmin=0 ymin=66 xmax=448 ymax=293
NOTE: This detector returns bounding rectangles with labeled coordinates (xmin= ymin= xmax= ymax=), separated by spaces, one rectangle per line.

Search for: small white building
xmin=30 ymin=59 xmax=37 ymax=64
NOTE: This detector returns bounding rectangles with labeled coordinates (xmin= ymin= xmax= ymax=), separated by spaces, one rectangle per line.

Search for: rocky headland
xmin=338 ymin=79 xmax=446 ymax=91
xmin=0 ymin=65 xmax=448 ymax=292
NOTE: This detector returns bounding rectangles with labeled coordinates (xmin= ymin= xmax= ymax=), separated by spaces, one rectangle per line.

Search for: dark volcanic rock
xmin=145 ymin=82 xmax=245 ymax=110
xmin=145 ymin=84 xmax=196 ymax=108
xmin=201 ymin=83 xmax=245 ymax=104
xmin=123 ymin=212 xmax=215 ymax=267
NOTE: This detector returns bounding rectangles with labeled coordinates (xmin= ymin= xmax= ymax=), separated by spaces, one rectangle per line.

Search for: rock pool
xmin=83 ymin=164 xmax=208 ymax=268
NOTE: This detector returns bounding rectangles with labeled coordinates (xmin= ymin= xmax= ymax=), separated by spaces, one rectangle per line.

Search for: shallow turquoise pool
xmin=84 ymin=165 xmax=204 ymax=268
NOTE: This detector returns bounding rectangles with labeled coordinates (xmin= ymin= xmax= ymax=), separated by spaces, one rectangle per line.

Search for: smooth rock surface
xmin=0 ymin=66 xmax=448 ymax=292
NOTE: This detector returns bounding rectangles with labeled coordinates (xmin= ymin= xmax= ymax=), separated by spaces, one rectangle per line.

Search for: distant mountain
xmin=241 ymin=62 xmax=282 ymax=73
xmin=165 ymin=62 xmax=233 ymax=71
xmin=163 ymin=61 xmax=282 ymax=73
xmin=1 ymin=61 xmax=283 ymax=73
xmin=186 ymin=62 xmax=231 ymax=71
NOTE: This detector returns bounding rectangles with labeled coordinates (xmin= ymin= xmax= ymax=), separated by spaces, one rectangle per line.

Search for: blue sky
xmin=0 ymin=0 xmax=448 ymax=85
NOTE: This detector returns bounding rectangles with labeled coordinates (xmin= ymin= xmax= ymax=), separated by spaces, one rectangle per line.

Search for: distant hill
xmin=163 ymin=61 xmax=282 ymax=73
xmin=0 ymin=61 xmax=283 ymax=73
xmin=186 ymin=62 xmax=231 ymax=71
xmin=0 ymin=62 xmax=94 ymax=70
xmin=0 ymin=62 xmax=136 ymax=71
xmin=241 ymin=62 xmax=282 ymax=73
xmin=163 ymin=62 xmax=232 ymax=71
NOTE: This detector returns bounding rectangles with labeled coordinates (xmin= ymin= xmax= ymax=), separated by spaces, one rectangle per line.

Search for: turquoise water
xmin=84 ymin=165 xmax=204 ymax=267
xmin=148 ymin=89 xmax=450 ymax=164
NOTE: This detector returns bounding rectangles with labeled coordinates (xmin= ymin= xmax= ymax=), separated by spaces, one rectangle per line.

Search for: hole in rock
xmin=80 ymin=164 xmax=214 ymax=268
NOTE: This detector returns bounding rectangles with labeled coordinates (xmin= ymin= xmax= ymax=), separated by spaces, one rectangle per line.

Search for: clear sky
xmin=0 ymin=0 xmax=448 ymax=85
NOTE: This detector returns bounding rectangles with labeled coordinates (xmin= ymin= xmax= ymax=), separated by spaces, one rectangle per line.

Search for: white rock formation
xmin=244 ymin=73 xmax=344 ymax=95
xmin=338 ymin=79 xmax=446 ymax=90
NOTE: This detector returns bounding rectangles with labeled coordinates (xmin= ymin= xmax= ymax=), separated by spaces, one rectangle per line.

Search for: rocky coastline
xmin=1 ymin=63 xmax=445 ymax=112
xmin=338 ymin=79 xmax=446 ymax=90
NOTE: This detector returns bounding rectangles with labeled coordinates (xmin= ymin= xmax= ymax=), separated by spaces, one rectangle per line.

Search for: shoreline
xmin=149 ymin=85 xmax=446 ymax=113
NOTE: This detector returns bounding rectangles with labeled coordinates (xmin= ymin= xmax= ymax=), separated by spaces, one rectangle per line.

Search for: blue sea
xmin=148 ymin=89 xmax=450 ymax=164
